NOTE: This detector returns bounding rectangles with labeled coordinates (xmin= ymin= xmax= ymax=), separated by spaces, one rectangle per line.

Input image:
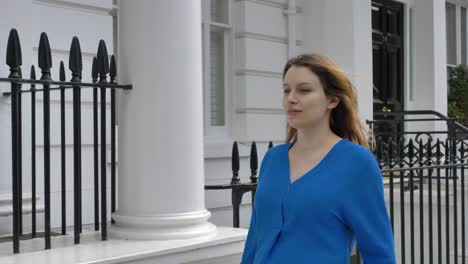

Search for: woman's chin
xmin=286 ymin=120 xmax=303 ymax=129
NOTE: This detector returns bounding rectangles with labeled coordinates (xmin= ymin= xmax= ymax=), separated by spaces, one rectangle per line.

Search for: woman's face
xmin=282 ymin=66 xmax=338 ymax=129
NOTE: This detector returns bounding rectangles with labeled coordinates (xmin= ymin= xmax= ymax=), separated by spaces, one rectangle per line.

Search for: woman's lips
xmin=287 ymin=110 xmax=301 ymax=117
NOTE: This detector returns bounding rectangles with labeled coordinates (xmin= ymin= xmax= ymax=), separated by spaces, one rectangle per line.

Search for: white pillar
xmin=111 ymin=0 xmax=217 ymax=240
xmin=301 ymin=0 xmax=373 ymax=122
xmin=412 ymin=0 xmax=447 ymax=132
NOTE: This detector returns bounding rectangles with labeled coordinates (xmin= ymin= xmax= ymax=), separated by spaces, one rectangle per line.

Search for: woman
xmin=241 ymin=54 xmax=396 ymax=263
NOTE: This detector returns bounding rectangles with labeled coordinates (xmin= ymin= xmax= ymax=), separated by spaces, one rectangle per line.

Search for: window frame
xmin=446 ymin=0 xmax=468 ymax=68
xmin=201 ymin=0 xmax=233 ymax=138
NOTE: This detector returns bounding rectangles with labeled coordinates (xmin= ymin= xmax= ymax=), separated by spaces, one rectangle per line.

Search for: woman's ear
xmin=328 ymin=96 xmax=340 ymax=109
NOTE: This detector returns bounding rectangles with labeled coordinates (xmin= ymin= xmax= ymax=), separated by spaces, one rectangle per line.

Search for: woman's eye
xmin=283 ymin=89 xmax=290 ymax=94
xmin=299 ymin=89 xmax=310 ymax=93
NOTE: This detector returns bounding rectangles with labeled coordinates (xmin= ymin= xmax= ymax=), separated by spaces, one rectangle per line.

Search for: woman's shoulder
xmin=263 ymin=142 xmax=290 ymax=158
xmin=339 ymin=138 xmax=378 ymax=167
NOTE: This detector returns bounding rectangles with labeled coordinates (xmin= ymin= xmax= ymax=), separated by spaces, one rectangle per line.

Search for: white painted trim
xmin=456 ymin=5 xmax=462 ymax=65
xmin=0 ymin=227 xmax=246 ymax=264
xmin=202 ymin=0 xmax=212 ymax=135
xmin=32 ymin=47 xmax=98 ymax=58
xmin=211 ymin=22 xmax=232 ymax=30
xmin=35 ymin=99 xmax=110 ymax=107
xmin=235 ymin=69 xmax=282 ymax=78
xmin=207 ymin=203 xmax=253 ymax=212
xmin=235 ymin=0 xmax=286 ymax=9
xmin=285 ymin=0 xmax=296 ymax=58
xmin=234 ymin=0 xmax=302 ymax=13
xmin=33 ymin=0 xmax=112 ymax=16
xmin=0 ymin=192 xmax=44 ymax=217
xmin=409 ymin=7 xmax=414 ymax=102
xmin=110 ymin=210 xmax=217 ymax=240
xmin=204 ymin=136 xmax=272 ymax=159
xmin=236 ymin=31 xmax=286 ymax=43
xmin=235 ymin=107 xmax=283 ymax=114
xmin=464 ymin=6 xmax=468 ymax=64
xmin=202 ymin=0 xmax=233 ymax=136
xmin=35 ymin=143 xmax=110 ymax=149
xmin=235 ymin=32 xmax=303 ymax=45
xmin=446 ymin=0 xmax=468 ymax=66
xmin=447 ymin=0 xmax=468 ymax=8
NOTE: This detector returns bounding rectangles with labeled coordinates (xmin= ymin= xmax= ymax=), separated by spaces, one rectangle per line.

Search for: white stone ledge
xmin=0 ymin=226 xmax=247 ymax=264
xmin=0 ymin=193 xmax=44 ymax=217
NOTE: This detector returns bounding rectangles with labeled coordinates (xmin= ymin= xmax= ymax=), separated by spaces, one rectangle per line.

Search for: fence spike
xmin=30 ymin=65 xmax=36 ymax=80
xmin=460 ymin=139 xmax=465 ymax=160
xmin=436 ymin=139 xmax=442 ymax=162
xmin=92 ymin=57 xmax=98 ymax=82
xmin=445 ymin=138 xmax=450 ymax=162
xmin=250 ymin=142 xmax=258 ymax=183
xmin=38 ymin=33 xmax=52 ymax=71
xmin=96 ymin=40 xmax=109 ymax=75
xmin=110 ymin=55 xmax=116 ymax=81
xmin=268 ymin=141 xmax=273 ymax=149
xmin=408 ymin=138 xmax=414 ymax=160
xmin=59 ymin=61 xmax=65 ymax=82
xmin=231 ymin=142 xmax=240 ymax=183
xmin=418 ymin=139 xmax=424 ymax=159
xmin=69 ymin=37 xmax=82 ymax=76
xmin=6 ymin=29 xmax=22 ymax=68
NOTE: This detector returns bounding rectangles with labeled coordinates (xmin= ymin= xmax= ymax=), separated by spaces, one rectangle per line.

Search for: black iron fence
xmin=0 ymin=28 xmax=132 ymax=253
xmin=210 ymin=111 xmax=468 ymax=264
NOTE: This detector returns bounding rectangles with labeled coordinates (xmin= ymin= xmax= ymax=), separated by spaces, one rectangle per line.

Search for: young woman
xmin=241 ymin=54 xmax=396 ymax=263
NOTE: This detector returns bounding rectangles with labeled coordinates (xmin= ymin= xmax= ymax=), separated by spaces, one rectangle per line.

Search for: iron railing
xmin=0 ymin=28 xmax=132 ymax=253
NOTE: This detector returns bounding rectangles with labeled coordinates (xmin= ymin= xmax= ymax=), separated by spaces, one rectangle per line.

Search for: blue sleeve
xmin=342 ymin=151 xmax=396 ymax=264
xmin=240 ymin=149 xmax=272 ymax=264
xmin=240 ymin=201 xmax=257 ymax=264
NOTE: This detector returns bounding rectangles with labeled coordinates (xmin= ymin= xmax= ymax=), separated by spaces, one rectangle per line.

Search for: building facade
xmin=0 ymin=0 xmax=464 ymax=263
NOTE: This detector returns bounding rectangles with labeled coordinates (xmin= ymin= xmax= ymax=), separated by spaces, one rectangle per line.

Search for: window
xmin=202 ymin=0 xmax=232 ymax=136
xmin=445 ymin=1 xmax=468 ymax=68
xmin=446 ymin=2 xmax=456 ymax=66
xmin=462 ymin=7 xmax=467 ymax=65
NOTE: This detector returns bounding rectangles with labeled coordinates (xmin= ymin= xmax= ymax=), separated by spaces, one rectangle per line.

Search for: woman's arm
xmin=342 ymin=150 xmax=396 ymax=264
xmin=240 ymin=149 xmax=273 ymax=264
xmin=240 ymin=202 xmax=258 ymax=264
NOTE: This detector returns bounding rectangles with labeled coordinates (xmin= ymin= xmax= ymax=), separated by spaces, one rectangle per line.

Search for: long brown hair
xmin=283 ymin=53 xmax=372 ymax=150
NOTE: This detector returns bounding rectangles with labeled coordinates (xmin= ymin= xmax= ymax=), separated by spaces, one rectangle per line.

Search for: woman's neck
xmin=294 ymin=125 xmax=341 ymax=152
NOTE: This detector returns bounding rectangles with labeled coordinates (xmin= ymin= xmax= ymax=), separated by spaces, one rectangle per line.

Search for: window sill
xmin=204 ymin=136 xmax=251 ymax=159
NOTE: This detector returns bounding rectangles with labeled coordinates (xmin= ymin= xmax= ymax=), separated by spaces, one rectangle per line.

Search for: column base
xmin=109 ymin=209 xmax=217 ymax=240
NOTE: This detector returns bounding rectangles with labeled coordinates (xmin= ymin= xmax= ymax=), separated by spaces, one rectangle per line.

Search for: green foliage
xmin=448 ymin=65 xmax=468 ymax=121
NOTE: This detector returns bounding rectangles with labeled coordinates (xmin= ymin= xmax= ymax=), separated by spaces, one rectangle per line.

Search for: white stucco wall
xmin=301 ymin=0 xmax=373 ymax=123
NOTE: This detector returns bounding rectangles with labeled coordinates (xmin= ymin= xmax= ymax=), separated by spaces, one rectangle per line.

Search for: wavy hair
xmin=283 ymin=53 xmax=372 ymax=150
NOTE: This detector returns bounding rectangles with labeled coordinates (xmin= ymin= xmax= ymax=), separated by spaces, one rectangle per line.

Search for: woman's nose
xmin=287 ymin=90 xmax=298 ymax=103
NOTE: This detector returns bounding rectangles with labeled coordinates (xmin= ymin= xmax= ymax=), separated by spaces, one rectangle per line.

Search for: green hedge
xmin=448 ymin=65 xmax=468 ymax=122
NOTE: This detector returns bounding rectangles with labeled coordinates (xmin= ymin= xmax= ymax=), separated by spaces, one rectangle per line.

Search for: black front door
xmin=372 ymin=0 xmax=405 ymax=139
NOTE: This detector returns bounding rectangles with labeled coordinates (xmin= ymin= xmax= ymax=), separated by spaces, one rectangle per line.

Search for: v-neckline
xmin=287 ymin=138 xmax=344 ymax=186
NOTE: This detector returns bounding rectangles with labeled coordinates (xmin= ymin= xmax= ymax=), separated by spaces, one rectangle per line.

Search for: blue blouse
xmin=241 ymin=138 xmax=396 ymax=264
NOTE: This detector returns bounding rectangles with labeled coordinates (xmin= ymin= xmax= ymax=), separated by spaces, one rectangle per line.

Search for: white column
xmin=412 ymin=0 xmax=447 ymax=132
xmin=111 ymin=0 xmax=217 ymax=240
xmin=301 ymin=0 xmax=373 ymax=122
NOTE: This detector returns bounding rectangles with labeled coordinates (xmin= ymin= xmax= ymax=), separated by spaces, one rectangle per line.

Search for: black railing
xmin=1 ymin=28 xmax=132 ymax=253
xmin=215 ymin=111 xmax=468 ymax=263
xmin=205 ymin=141 xmax=273 ymax=228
